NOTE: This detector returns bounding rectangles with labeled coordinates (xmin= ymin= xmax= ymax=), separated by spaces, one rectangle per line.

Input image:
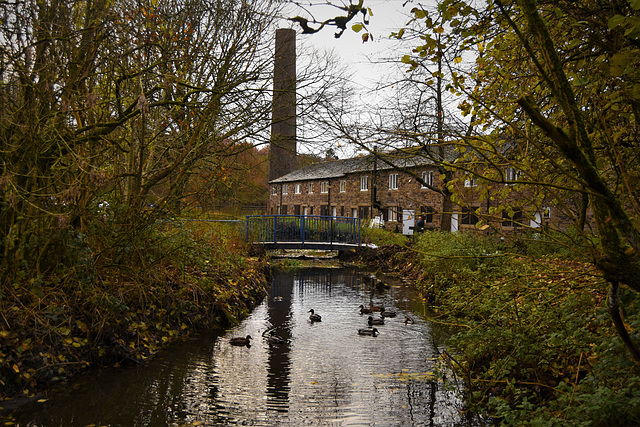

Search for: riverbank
xmin=0 ymin=253 xmax=270 ymax=405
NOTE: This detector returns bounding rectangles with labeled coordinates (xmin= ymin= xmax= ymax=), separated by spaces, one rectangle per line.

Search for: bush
xmin=361 ymin=226 xmax=409 ymax=246
xmin=416 ymin=233 xmax=640 ymax=425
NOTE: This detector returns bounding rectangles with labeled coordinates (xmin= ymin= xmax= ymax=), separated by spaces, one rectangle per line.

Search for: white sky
xmin=282 ymin=1 xmax=422 ymax=97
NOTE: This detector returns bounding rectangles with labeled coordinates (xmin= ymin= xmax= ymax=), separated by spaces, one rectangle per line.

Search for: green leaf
xmin=412 ymin=8 xmax=427 ymax=19
xmin=352 ymin=23 xmax=364 ymax=33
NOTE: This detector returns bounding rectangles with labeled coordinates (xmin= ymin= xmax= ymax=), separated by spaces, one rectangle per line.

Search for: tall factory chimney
xmin=269 ymin=28 xmax=297 ymax=181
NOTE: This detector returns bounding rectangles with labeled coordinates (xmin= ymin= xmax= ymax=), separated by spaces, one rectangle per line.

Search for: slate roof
xmin=269 ymin=148 xmax=440 ymax=184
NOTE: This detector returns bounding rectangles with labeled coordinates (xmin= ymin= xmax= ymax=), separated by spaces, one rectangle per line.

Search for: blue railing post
xmin=273 ymin=215 xmax=277 ymax=246
xmin=301 ymin=215 xmax=305 ymax=247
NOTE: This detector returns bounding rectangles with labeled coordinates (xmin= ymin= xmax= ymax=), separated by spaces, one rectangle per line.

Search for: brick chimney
xmin=269 ymin=28 xmax=297 ymax=181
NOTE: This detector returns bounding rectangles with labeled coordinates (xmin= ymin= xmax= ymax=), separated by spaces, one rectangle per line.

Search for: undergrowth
xmin=0 ymin=216 xmax=268 ymax=401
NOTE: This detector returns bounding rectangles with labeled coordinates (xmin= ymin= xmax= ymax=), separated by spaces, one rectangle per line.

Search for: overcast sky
xmin=283 ymin=1 xmax=418 ymax=99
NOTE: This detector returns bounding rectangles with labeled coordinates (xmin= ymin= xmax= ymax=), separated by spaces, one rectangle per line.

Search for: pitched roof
xmin=269 ymin=148 xmax=439 ymax=183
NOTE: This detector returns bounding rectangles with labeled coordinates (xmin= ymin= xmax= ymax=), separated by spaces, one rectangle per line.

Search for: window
xmin=461 ymin=207 xmax=479 ymax=225
xmin=294 ymin=205 xmax=301 ymax=215
xmin=464 ymin=177 xmax=477 ymax=187
xmin=321 ymin=182 xmax=328 ymax=193
xmin=281 ymin=205 xmax=288 ymax=215
xmin=271 ymin=186 xmax=277 ymax=195
xmin=340 ymin=206 xmax=345 ymax=217
xmin=358 ymin=205 xmax=370 ymax=219
xmin=421 ymin=171 xmax=434 ymax=188
xmin=542 ymin=207 xmax=551 ymax=219
xmin=360 ymin=175 xmax=369 ymax=191
xmin=422 ymin=206 xmax=435 ymax=223
xmin=282 ymin=184 xmax=288 ymax=195
xmin=320 ymin=205 xmax=329 ymax=216
xmin=388 ymin=173 xmax=399 ymax=190
xmin=294 ymin=184 xmax=301 ymax=194
xmin=387 ymin=206 xmax=399 ymax=222
xmin=502 ymin=208 xmax=524 ymax=227
xmin=505 ymin=167 xmax=521 ymax=184
xmin=308 ymin=183 xmax=314 ymax=194
xmin=340 ymin=180 xmax=346 ymax=193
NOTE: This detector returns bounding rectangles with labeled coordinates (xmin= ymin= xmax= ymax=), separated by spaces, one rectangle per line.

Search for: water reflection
xmin=10 ymin=266 xmax=474 ymax=426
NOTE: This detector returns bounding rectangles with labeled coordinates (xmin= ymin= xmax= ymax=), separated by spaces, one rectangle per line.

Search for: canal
xmin=11 ymin=265 xmax=476 ymax=426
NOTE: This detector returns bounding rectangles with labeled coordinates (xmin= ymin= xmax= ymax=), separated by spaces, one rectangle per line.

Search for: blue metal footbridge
xmin=246 ymin=215 xmax=361 ymax=251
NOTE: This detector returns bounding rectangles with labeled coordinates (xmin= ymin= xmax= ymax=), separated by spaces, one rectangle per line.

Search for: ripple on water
xmin=10 ymin=266 xmax=474 ymax=427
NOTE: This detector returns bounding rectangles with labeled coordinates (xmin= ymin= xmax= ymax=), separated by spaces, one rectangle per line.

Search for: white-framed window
xmin=360 ymin=175 xmax=369 ymax=191
xmin=321 ymin=181 xmax=329 ymax=193
xmin=388 ymin=173 xmax=399 ymax=190
xmin=308 ymin=183 xmax=314 ymax=194
xmin=271 ymin=186 xmax=277 ymax=195
xmin=505 ymin=167 xmax=521 ymax=184
xmin=294 ymin=184 xmax=301 ymax=194
xmin=421 ymin=171 xmax=434 ymax=188
xmin=282 ymin=184 xmax=288 ymax=195
xmin=464 ymin=177 xmax=477 ymax=187
xmin=542 ymin=206 xmax=552 ymax=219
xmin=340 ymin=180 xmax=346 ymax=193
xmin=387 ymin=206 xmax=399 ymax=222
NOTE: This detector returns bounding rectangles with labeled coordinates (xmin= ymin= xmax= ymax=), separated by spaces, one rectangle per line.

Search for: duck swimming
xmin=308 ymin=309 xmax=322 ymax=322
xmin=359 ymin=304 xmax=372 ymax=314
xmin=367 ymin=316 xmax=384 ymax=326
xmin=266 ymin=331 xmax=284 ymax=344
xmin=380 ymin=308 xmax=397 ymax=318
xmin=358 ymin=328 xmax=379 ymax=336
xmin=368 ymin=303 xmax=383 ymax=312
xmin=229 ymin=335 xmax=252 ymax=346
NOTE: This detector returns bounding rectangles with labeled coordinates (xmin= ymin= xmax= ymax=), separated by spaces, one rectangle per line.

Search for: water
xmin=10 ymin=266 xmax=474 ymax=426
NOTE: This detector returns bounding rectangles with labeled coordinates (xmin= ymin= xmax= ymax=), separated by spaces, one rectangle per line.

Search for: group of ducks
xmin=356 ymin=304 xmax=398 ymax=337
xmin=229 ymin=303 xmax=414 ymax=346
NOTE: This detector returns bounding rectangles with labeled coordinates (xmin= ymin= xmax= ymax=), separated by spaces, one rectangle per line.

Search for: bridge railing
xmin=245 ymin=215 xmax=361 ymax=248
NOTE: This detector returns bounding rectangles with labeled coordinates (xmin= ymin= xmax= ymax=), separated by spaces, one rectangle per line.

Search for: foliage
xmin=361 ymin=226 xmax=409 ymax=247
xmin=409 ymin=232 xmax=640 ymax=425
xmin=0 ymin=219 xmax=268 ymax=400
xmin=0 ymin=0 xmax=279 ymax=284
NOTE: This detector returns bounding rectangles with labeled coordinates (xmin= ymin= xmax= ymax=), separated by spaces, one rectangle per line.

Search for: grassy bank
xmin=355 ymin=228 xmax=640 ymax=426
xmin=0 ymin=217 xmax=269 ymax=402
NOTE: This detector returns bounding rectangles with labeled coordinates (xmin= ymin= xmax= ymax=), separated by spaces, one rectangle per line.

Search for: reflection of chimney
xmin=269 ymin=28 xmax=297 ymax=181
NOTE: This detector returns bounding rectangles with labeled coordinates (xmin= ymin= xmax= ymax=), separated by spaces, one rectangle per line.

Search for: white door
xmin=402 ymin=209 xmax=415 ymax=235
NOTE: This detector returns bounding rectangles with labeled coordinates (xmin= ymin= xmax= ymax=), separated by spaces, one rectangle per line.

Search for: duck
xmin=367 ymin=315 xmax=384 ymax=326
xmin=229 ymin=335 xmax=252 ymax=346
xmin=380 ymin=308 xmax=397 ymax=318
xmin=404 ymin=315 xmax=415 ymax=325
xmin=359 ymin=304 xmax=373 ymax=314
xmin=369 ymin=303 xmax=383 ymax=312
xmin=358 ymin=327 xmax=379 ymax=336
xmin=308 ymin=309 xmax=322 ymax=322
xmin=266 ymin=331 xmax=284 ymax=345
